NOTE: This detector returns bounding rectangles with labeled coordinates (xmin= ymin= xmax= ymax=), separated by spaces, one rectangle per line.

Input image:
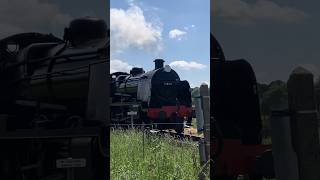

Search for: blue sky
xmin=213 ymin=0 xmax=320 ymax=83
xmin=110 ymin=0 xmax=210 ymax=87
xmin=0 ymin=0 xmax=108 ymax=39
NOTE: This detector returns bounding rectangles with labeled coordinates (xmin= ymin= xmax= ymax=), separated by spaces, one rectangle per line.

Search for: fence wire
xmin=110 ymin=126 xmax=210 ymax=180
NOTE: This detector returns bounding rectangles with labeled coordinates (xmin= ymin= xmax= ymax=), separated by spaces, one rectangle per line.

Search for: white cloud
xmin=169 ymin=29 xmax=187 ymax=40
xmin=0 ymin=0 xmax=72 ymax=38
xmin=213 ymin=0 xmax=308 ymax=24
xmin=169 ymin=60 xmax=206 ymax=70
xmin=127 ymin=0 xmax=135 ymax=6
xmin=183 ymin=25 xmax=195 ymax=31
xmin=110 ymin=59 xmax=133 ymax=73
xmin=110 ymin=3 xmax=162 ymax=53
xmin=299 ymin=64 xmax=320 ymax=82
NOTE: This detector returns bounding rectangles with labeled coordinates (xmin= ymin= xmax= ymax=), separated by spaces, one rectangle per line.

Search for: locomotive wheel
xmin=157 ymin=111 xmax=166 ymax=130
xmin=0 ymin=145 xmax=22 ymax=180
xmin=250 ymin=150 xmax=274 ymax=179
xmin=92 ymin=138 xmax=108 ymax=179
xmin=174 ymin=118 xmax=184 ymax=134
xmin=186 ymin=116 xmax=192 ymax=126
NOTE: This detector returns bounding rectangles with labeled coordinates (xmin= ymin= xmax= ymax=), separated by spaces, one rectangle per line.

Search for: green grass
xmin=111 ymin=129 xmax=208 ymax=180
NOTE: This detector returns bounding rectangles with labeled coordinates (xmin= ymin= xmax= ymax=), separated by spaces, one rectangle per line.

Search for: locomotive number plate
xmin=56 ymin=158 xmax=86 ymax=168
xmin=164 ymin=82 xmax=172 ymax=85
xmin=127 ymin=111 xmax=137 ymax=115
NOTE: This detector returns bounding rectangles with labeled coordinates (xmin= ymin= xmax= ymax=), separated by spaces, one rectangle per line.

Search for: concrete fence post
xmin=287 ymin=67 xmax=320 ymax=180
xmin=191 ymin=87 xmax=204 ymax=132
xmin=269 ymin=110 xmax=299 ymax=180
xmin=200 ymin=83 xmax=210 ymax=161
xmin=192 ymin=83 xmax=210 ymax=180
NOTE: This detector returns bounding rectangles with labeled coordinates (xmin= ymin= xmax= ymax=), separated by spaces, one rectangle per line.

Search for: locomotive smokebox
xmin=154 ymin=59 xmax=165 ymax=70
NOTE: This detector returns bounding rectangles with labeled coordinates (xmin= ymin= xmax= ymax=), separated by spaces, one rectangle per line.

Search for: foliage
xmin=258 ymin=80 xmax=288 ymax=116
xmin=258 ymin=80 xmax=288 ymax=139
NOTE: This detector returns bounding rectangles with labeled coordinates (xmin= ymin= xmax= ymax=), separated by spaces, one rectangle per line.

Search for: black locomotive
xmin=0 ymin=17 xmax=109 ymax=179
xmin=211 ymin=34 xmax=262 ymax=145
xmin=211 ymin=34 xmax=274 ymax=179
xmin=111 ymin=59 xmax=192 ymax=133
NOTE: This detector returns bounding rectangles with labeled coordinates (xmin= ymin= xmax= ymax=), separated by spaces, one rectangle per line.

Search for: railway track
xmin=148 ymin=129 xmax=203 ymax=142
xmin=110 ymin=123 xmax=203 ymax=142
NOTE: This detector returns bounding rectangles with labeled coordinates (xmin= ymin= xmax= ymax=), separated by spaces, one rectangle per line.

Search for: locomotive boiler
xmin=0 ymin=17 xmax=109 ymax=179
xmin=111 ymin=59 xmax=192 ymax=133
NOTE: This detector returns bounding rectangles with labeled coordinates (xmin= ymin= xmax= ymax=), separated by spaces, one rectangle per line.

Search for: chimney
xmin=154 ymin=59 xmax=165 ymax=70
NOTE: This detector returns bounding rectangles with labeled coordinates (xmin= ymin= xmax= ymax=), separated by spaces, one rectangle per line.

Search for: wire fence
xmin=110 ymin=123 xmax=185 ymax=127
xmin=110 ymin=121 xmax=195 ymax=128
xmin=110 ymin=126 xmax=210 ymax=180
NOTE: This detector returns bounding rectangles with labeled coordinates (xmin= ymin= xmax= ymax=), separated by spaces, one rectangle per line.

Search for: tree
xmin=258 ymin=80 xmax=288 ymax=116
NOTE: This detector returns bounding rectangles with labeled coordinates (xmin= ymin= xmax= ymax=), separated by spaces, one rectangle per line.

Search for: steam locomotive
xmin=211 ymin=34 xmax=274 ymax=179
xmin=111 ymin=59 xmax=192 ymax=133
xmin=0 ymin=17 xmax=109 ymax=179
